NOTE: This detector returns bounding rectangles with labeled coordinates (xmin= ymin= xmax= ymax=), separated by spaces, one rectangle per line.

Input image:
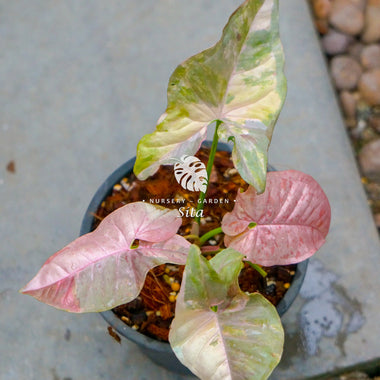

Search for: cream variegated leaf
xmin=134 ymin=0 xmax=286 ymax=193
xmin=169 ymin=246 xmax=284 ymax=380
xmin=219 ymin=119 xmax=270 ymax=192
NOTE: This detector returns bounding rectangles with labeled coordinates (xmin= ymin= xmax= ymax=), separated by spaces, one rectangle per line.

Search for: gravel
xmin=310 ymin=0 xmax=380 ymax=229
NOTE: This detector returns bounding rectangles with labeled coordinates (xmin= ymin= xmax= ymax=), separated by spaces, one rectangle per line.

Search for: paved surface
xmin=0 ymin=1 xmax=379 ymax=380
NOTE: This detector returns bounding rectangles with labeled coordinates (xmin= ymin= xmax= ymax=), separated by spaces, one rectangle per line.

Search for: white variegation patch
xmin=134 ymin=0 xmax=286 ymax=193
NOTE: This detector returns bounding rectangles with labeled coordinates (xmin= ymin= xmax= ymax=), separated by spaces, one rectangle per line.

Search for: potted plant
xmin=21 ymin=0 xmax=331 ymax=379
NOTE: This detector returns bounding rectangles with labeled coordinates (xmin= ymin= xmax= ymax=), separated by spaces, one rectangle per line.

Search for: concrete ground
xmin=1 ymin=1 xmax=379 ymax=379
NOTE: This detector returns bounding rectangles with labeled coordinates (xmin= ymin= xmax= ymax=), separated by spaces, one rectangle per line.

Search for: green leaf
xmin=169 ymin=246 xmax=284 ymax=380
xmin=180 ymin=245 xmax=230 ymax=310
xmin=134 ymin=0 xmax=286 ymax=193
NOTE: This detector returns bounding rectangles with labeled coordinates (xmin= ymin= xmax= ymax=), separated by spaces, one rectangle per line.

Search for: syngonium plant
xmin=21 ymin=0 xmax=331 ymax=379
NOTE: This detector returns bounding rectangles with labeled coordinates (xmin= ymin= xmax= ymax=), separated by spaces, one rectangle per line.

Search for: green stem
xmin=199 ymin=227 xmax=223 ymax=246
xmin=246 ymin=261 xmax=267 ymax=278
xmin=194 ymin=120 xmax=222 ymax=225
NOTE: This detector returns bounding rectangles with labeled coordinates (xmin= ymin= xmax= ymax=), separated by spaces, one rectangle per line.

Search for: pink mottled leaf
xmin=21 ymin=202 xmax=190 ymax=313
xmin=222 ymin=170 xmax=331 ymax=266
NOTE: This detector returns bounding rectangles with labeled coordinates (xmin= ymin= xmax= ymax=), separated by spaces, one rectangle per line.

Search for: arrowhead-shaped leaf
xmin=169 ymin=246 xmax=284 ymax=380
xmin=222 ymin=170 xmax=331 ymax=266
xmin=134 ymin=0 xmax=286 ymax=193
xmin=21 ymin=202 xmax=190 ymax=312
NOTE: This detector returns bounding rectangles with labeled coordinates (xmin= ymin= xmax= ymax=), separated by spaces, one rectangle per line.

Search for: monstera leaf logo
xmin=174 ymin=155 xmax=208 ymax=193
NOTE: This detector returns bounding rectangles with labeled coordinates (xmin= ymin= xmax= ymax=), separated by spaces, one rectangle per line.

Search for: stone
xmin=312 ymin=0 xmax=332 ymax=19
xmin=329 ymin=0 xmax=365 ymax=35
xmin=348 ymin=42 xmax=364 ymax=61
xmin=364 ymin=182 xmax=380 ymax=201
xmin=375 ymin=214 xmax=380 ymax=229
xmin=315 ymin=18 xmax=329 ymax=35
xmin=340 ymin=91 xmax=358 ymax=118
xmin=347 ymin=0 xmax=367 ymax=11
xmin=322 ymin=29 xmax=354 ymax=55
xmin=331 ymin=55 xmax=363 ymax=90
xmin=345 ymin=117 xmax=357 ymax=128
xmin=361 ymin=125 xmax=378 ymax=140
xmin=369 ymin=114 xmax=380 ymax=132
xmin=362 ymin=3 xmax=380 ymax=43
xmin=360 ymin=44 xmax=380 ymax=70
xmin=358 ymin=138 xmax=380 ymax=179
xmin=358 ymin=69 xmax=380 ymax=105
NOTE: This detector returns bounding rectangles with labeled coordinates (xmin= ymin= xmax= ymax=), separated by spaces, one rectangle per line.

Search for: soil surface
xmin=93 ymin=147 xmax=296 ymax=342
xmin=309 ymin=0 xmax=380 ymax=234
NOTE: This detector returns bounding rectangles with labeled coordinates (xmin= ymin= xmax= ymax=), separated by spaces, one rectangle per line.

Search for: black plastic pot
xmin=80 ymin=143 xmax=308 ymax=375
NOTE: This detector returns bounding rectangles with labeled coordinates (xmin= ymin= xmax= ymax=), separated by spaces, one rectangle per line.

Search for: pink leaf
xmin=21 ymin=202 xmax=190 ymax=312
xmin=222 ymin=170 xmax=331 ymax=266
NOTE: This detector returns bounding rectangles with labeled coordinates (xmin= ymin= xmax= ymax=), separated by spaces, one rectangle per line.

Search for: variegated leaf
xmin=21 ymin=202 xmax=190 ymax=313
xmin=222 ymin=170 xmax=331 ymax=266
xmin=219 ymin=120 xmax=270 ymax=192
xmin=169 ymin=246 xmax=284 ymax=380
xmin=134 ymin=0 xmax=286 ymax=193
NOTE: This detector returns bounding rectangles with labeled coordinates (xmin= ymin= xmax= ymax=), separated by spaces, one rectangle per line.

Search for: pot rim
xmin=80 ymin=142 xmax=308 ymax=353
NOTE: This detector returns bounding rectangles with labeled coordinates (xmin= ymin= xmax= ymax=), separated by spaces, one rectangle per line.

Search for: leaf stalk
xmin=246 ymin=261 xmax=267 ymax=278
xmin=199 ymin=227 xmax=223 ymax=246
xmin=194 ymin=120 xmax=222 ymax=227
